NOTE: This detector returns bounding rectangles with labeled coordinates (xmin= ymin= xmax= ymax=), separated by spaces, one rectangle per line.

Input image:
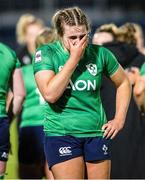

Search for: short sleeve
xmin=102 ymin=47 xmax=119 ymax=77
xmin=10 ymin=49 xmax=21 ymax=68
xmin=33 ymin=45 xmax=54 ymax=74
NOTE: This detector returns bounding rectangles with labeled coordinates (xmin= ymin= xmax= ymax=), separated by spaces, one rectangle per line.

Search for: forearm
xmin=12 ymin=68 xmax=25 ymax=115
xmin=6 ymin=90 xmax=13 ymax=112
xmin=13 ymin=95 xmax=24 ymax=115
xmin=43 ymin=56 xmax=79 ymax=103
xmin=102 ymin=66 xmax=132 ymax=139
xmin=115 ymin=79 xmax=131 ymax=126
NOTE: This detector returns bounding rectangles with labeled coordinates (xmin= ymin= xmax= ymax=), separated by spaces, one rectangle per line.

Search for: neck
xmin=27 ymin=44 xmax=35 ymax=54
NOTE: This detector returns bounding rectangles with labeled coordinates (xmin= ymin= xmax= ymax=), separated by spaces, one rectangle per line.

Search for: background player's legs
xmin=18 ymin=126 xmax=46 ymax=179
xmin=0 ymin=118 xmax=10 ymax=179
xmin=0 ymin=161 xmax=6 ymax=179
xmin=19 ymin=163 xmax=44 ymax=179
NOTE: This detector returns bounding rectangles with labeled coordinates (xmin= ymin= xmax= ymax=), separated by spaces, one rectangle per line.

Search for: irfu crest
xmin=86 ymin=63 xmax=97 ymax=76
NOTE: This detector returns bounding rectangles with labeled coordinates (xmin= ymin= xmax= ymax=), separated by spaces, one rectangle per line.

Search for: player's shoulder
xmin=0 ymin=42 xmax=16 ymax=58
xmin=88 ymin=43 xmax=110 ymax=52
xmin=86 ymin=43 xmax=110 ymax=56
xmin=36 ymin=41 xmax=59 ymax=53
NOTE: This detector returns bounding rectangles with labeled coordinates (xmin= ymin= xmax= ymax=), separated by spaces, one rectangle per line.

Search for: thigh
xmin=84 ymin=137 xmax=111 ymax=179
xmin=18 ymin=126 xmax=45 ymax=164
xmin=52 ymin=156 xmax=85 ymax=179
xmin=86 ymin=160 xmax=111 ymax=179
xmin=44 ymin=162 xmax=54 ymax=179
xmin=0 ymin=117 xmax=10 ymax=162
xmin=84 ymin=137 xmax=111 ymax=162
xmin=44 ymin=136 xmax=83 ymax=169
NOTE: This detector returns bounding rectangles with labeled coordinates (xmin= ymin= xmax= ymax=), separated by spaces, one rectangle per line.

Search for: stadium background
xmin=0 ymin=0 xmax=145 ymax=178
xmin=1 ymin=0 xmax=145 ymax=50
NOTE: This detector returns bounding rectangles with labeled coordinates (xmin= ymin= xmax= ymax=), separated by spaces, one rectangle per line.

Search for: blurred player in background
xmin=13 ymin=27 xmax=55 ymax=179
xmin=0 ymin=42 xmax=25 ymax=179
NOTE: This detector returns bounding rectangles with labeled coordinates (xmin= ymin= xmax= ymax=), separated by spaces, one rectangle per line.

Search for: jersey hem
xmin=44 ymin=132 xmax=104 ymax=138
xmin=20 ymin=120 xmax=43 ymax=128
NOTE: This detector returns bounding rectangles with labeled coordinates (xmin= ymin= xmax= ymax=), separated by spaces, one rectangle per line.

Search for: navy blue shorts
xmin=44 ymin=136 xmax=111 ymax=169
xmin=0 ymin=117 xmax=10 ymax=161
xmin=18 ymin=126 xmax=45 ymax=164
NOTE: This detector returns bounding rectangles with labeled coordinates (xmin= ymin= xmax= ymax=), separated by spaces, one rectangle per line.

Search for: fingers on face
xmin=68 ymin=39 xmax=73 ymax=47
xmin=75 ymin=34 xmax=88 ymax=46
xmin=81 ymin=34 xmax=88 ymax=45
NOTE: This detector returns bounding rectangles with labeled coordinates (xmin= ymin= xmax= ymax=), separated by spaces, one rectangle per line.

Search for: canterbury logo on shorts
xmin=59 ymin=146 xmax=72 ymax=156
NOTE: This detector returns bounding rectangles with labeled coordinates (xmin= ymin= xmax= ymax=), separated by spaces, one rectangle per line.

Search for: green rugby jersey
xmin=33 ymin=41 xmax=119 ymax=137
xmin=0 ymin=43 xmax=20 ymax=117
xmin=140 ymin=62 xmax=145 ymax=75
xmin=20 ymin=64 xmax=45 ymax=128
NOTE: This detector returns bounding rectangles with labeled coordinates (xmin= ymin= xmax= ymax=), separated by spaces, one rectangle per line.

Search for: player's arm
xmin=35 ymin=56 xmax=78 ymax=104
xmin=133 ymin=75 xmax=145 ymax=112
xmin=102 ymin=65 xmax=131 ymax=139
xmin=35 ymin=35 xmax=87 ymax=103
xmin=13 ymin=68 xmax=26 ymax=115
xmin=6 ymin=89 xmax=13 ymax=113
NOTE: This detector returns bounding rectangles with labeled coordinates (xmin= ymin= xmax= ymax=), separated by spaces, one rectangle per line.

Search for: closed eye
xmin=69 ymin=36 xmax=78 ymax=40
xmin=68 ymin=34 xmax=86 ymax=40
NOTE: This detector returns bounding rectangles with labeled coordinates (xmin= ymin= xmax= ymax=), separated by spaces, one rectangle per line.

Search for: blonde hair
xmin=95 ymin=23 xmax=119 ymax=39
xmin=118 ymin=23 xmax=137 ymax=45
xmin=35 ymin=27 xmax=56 ymax=48
xmin=130 ymin=23 xmax=144 ymax=48
xmin=51 ymin=6 xmax=90 ymax=37
xmin=16 ymin=13 xmax=44 ymax=45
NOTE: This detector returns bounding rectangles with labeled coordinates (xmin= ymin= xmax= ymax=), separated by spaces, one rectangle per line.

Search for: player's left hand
xmin=102 ymin=119 xmax=124 ymax=139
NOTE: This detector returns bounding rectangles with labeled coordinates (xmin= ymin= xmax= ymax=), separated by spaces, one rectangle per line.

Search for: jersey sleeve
xmin=102 ymin=47 xmax=119 ymax=77
xmin=33 ymin=45 xmax=54 ymax=74
xmin=9 ymin=47 xmax=21 ymax=68
xmin=140 ymin=62 xmax=145 ymax=75
xmin=15 ymin=57 xmax=21 ymax=68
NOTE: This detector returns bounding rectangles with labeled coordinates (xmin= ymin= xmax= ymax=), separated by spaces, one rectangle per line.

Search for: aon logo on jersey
xmin=67 ymin=80 xmax=96 ymax=91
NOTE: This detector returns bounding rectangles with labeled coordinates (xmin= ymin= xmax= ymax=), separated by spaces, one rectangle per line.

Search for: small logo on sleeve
xmin=35 ymin=50 xmax=41 ymax=63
